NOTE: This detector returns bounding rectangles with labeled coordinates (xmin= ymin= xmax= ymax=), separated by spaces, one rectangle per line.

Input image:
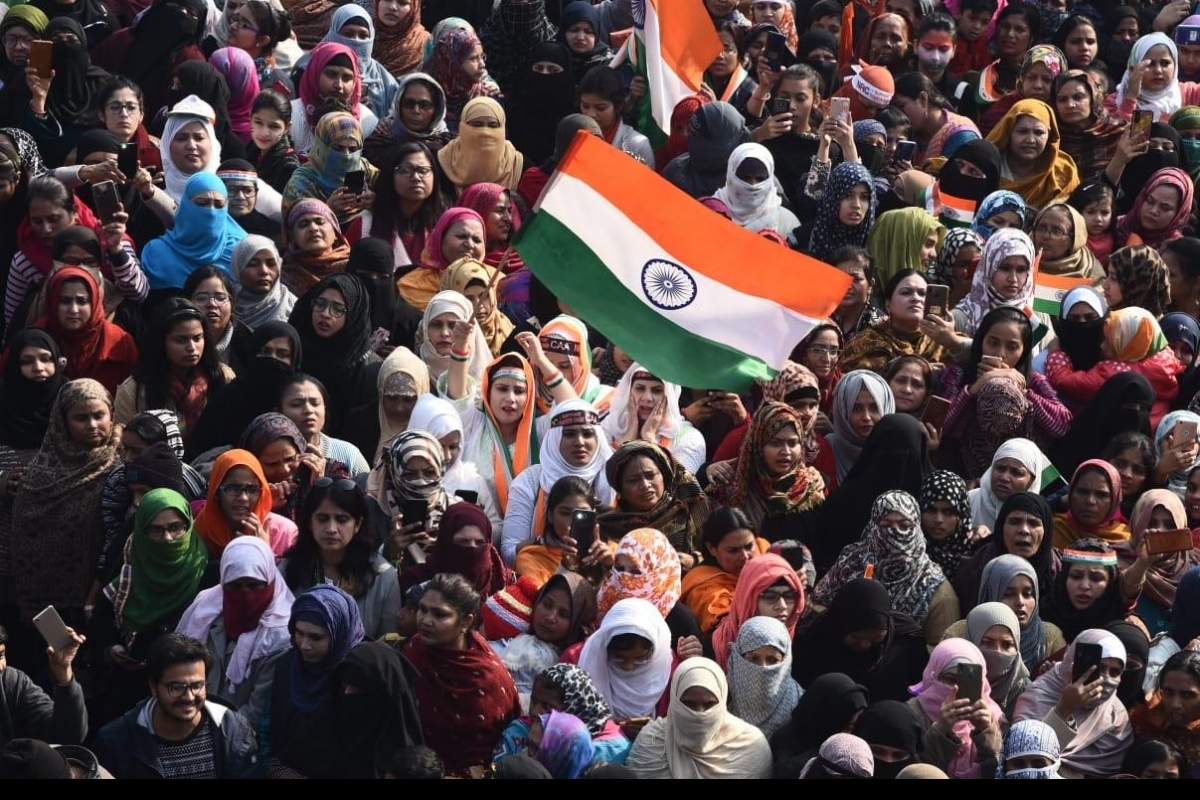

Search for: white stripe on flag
xmin=643 ymin=6 xmax=701 ymax=136
xmin=540 ymin=172 xmax=822 ymax=366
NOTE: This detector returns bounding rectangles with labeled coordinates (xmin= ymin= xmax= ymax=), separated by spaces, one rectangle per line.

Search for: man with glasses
xmin=217 ymin=159 xmax=279 ymax=239
xmin=95 ymin=634 xmax=258 ymax=779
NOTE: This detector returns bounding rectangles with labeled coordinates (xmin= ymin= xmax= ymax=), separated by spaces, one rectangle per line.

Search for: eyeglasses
xmin=163 ymin=680 xmax=207 ymax=697
xmin=145 ymin=521 xmax=189 ymax=540
xmin=759 ymin=589 xmax=799 ymax=604
xmin=225 ymin=184 xmax=256 ymax=197
xmin=1034 ymin=224 xmax=1069 ymax=239
xmin=314 ymin=476 xmax=358 ymax=491
xmin=192 ymin=292 xmax=230 ymax=306
xmin=218 ymin=483 xmax=262 ymax=498
xmin=60 ymin=256 xmax=100 ymax=268
xmin=394 ymin=165 xmax=433 ymax=178
xmin=104 ymin=101 xmax=141 ymax=116
xmin=807 ymin=345 xmax=841 ymax=359
xmin=607 ymin=654 xmax=653 ymax=670
xmin=2 ymin=34 xmax=34 ymax=49
xmin=401 ymin=98 xmax=435 ymax=111
xmin=312 ymin=297 xmax=347 ymax=318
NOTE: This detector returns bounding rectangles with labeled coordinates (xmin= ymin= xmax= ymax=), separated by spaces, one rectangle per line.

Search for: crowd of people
xmin=5 ymin=0 xmax=1200 ymax=781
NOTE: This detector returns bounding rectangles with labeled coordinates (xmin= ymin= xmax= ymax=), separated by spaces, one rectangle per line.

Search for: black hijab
xmin=1105 ymin=618 xmax=1150 ymax=709
xmin=1050 ymin=372 xmax=1153 ymax=477
xmin=125 ymin=0 xmax=206 ymax=114
xmin=32 ymin=0 xmax=113 ymax=48
xmin=158 ymin=60 xmax=238 ymax=152
xmin=330 ymin=641 xmax=424 ymax=778
xmin=797 ymin=28 xmax=838 ymax=96
xmin=290 ymin=274 xmax=373 ymax=385
xmin=508 ymin=41 xmax=577 ymax=166
xmin=1118 ymin=123 xmax=1181 ymax=214
xmin=72 ymin=129 xmax=122 ymax=208
xmin=770 ymin=672 xmax=869 ymax=778
xmin=938 ymin=139 xmax=1002 ymax=204
xmin=555 ymin=1 xmax=609 ymax=86
xmin=41 ymin=18 xmax=109 ymax=128
xmin=1044 ymin=538 xmax=1125 ymax=642
xmin=344 ymin=238 xmax=422 ymax=349
xmin=1051 ymin=292 xmax=1108 ymax=372
xmin=670 ymin=101 xmax=750 ymax=197
xmin=0 ymin=328 xmax=64 ymax=449
xmin=852 ymin=700 xmax=924 ymax=779
xmin=797 ymin=414 xmax=932 ymax=573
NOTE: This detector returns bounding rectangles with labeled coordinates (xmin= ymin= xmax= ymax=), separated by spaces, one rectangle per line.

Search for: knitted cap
xmin=851 ymin=65 xmax=895 ymax=106
xmin=126 ymin=442 xmax=185 ymax=494
xmin=1177 ymin=14 xmax=1200 ymax=44
xmin=482 ymin=575 xmax=540 ymax=641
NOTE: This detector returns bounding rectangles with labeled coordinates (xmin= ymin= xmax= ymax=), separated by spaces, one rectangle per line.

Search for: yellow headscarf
xmin=435 ymin=97 xmax=522 ymax=195
xmin=986 ymin=99 xmax=1080 ymax=211
xmin=439 ymin=257 xmax=513 ymax=356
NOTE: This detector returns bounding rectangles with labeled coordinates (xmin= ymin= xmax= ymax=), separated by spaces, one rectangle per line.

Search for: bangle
xmin=83 ymin=604 xmax=95 ymax=611
xmin=542 ymin=371 xmax=564 ymax=388
xmin=449 ymin=348 xmax=470 ymax=362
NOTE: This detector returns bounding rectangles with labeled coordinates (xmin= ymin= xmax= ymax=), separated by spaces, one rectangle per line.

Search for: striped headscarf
xmin=1104 ymin=306 xmax=1169 ymax=362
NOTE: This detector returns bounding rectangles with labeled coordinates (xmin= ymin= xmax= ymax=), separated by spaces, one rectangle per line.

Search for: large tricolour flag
xmin=515 ymin=133 xmax=852 ymax=392
xmin=610 ymin=0 xmax=721 ymax=149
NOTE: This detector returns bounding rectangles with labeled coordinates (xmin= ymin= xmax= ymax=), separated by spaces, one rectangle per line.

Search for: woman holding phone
xmin=282 ymin=111 xmax=377 ymax=229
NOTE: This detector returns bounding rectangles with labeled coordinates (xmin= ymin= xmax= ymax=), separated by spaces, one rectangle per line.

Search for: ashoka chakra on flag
xmin=641 ymin=259 xmax=697 ymax=310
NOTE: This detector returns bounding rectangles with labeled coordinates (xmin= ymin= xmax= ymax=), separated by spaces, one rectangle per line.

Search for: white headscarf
xmin=415 ymin=289 xmax=492 ymax=383
xmin=408 ymin=392 xmax=464 ymax=440
xmin=578 ymin=597 xmax=673 ymax=719
xmin=600 ymin=362 xmax=684 ymax=445
xmin=825 ymin=369 xmax=896 ymax=481
xmin=538 ymin=398 xmax=613 ymax=493
xmin=725 ymin=616 xmax=802 ymax=738
xmin=1116 ymin=33 xmax=1183 ymax=121
xmin=1060 ymin=285 xmax=1106 ymax=319
xmin=713 ymin=142 xmax=782 ymax=233
xmin=159 ymin=98 xmax=222 ymax=203
xmin=968 ymin=437 xmax=1048 ymax=529
xmin=176 ymin=536 xmax=295 ymax=689
xmin=627 ymin=657 xmax=773 ymax=779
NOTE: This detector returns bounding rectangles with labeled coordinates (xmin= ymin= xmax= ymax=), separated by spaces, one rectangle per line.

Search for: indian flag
xmin=610 ymin=0 xmax=721 ymax=149
xmin=515 ymin=133 xmax=852 ymax=392
xmin=1032 ymin=273 xmax=1094 ymax=317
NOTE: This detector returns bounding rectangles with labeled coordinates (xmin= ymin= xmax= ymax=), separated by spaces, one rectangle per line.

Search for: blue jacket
xmin=95 ymin=697 xmax=259 ymax=779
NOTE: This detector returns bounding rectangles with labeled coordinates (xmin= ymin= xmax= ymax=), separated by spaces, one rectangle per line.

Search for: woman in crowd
xmin=824 ymin=369 xmax=895 ymax=483
xmin=1054 ymin=70 xmax=1127 ymax=185
xmin=626 ymin=657 xmax=773 ymax=779
xmin=578 ymin=65 xmax=655 ymax=169
xmin=439 ymin=258 xmax=512 ymax=358
xmin=578 ymin=597 xmax=675 ymax=733
xmin=369 ymin=430 xmax=459 ymax=566
xmin=419 ymin=19 xmax=500 ymax=135
xmin=284 ymin=111 xmax=377 ymax=230
xmin=807 ymin=164 xmax=877 ymax=263
xmin=601 ymin=365 xmax=707 ymax=475
xmin=973 ymin=190 xmax=1028 ymax=241
xmin=1030 ymin=201 xmax=1105 ymax=281
xmin=140 ymin=173 xmax=246 ymax=291
xmin=289 ymin=43 xmax=378 ymax=158
xmin=1043 ymin=539 xmax=1146 ymax=642
xmin=399 ymin=501 xmax=510 ymax=598
xmin=1131 ymin=650 xmax=1200 ymax=771
xmin=954 ymin=488 xmax=1058 ymax=604
xmin=1118 ymin=490 xmax=1197 ymax=636
xmin=364 ymin=74 xmax=452 ymax=164
xmin=192 ymin=446 xmax=299 ymax=559
xmin=281 ymin=478 xmax=401 ymax=639
xmin=840 ymin=270 xmax=948 ymax=374
xmin=985 ymin=98 xmax=1081 ymax=210
xmin=1053 ymin=460 xmax=1131 ymax=547
xmin=865 ymin=208 xmax=944 ymax=294
xmin=713 ymin=143 xmax=799 ymax=243
xmin=960 ymin=602 xmax=1031 ymax=719
xmin=404 ymin=572 xmax=520 ymax=778
xmin=678 ymin=506 xmax=767 ymax=633
xmin=1105 ymin=245 xmax=1173 ymax=318
xmin=457 ymin=182 xmax=523 ymax=273
xmin=918 ymin=470 xmax=973 ymax=579
xmin=709 ymin=552 xmax=803 ymax=670
xmin=230 ymin=235 xmax=296 ymax=329
xmin=280 ymin=200 xmax=352 ymax=297
xmin=185 ymin=267 xmax=250 ymax=372
xmin=726 ymin=615 xmax=802 ymax=739
xmin=436 ymin=97 xmax=523 ymax=197
xmin=400 ymin=209 xmax=486 ymax=310
xmin=949 ymin=228 xmax=1036 ymax=336
xmin=768 ymin=672 xmax=870 ymax=778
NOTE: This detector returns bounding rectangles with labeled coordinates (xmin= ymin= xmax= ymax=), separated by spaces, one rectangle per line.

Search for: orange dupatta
xmin=482 ymin=354 xmax=537 ymax=515
xmin=192 ymin=449 xmax=274 ymax=558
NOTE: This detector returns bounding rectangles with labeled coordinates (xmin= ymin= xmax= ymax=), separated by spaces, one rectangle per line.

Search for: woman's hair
xmin=371 ymin=143 xmax=446 ymax=239
xmin=607 ymin=632 xmax=653 ymax=653
xmin=1163 ymin=238 xmax=1200 ymax=283
xmin=1121 ymin=738 xmax=1188 ymax=778
xmin=882 ymin=267 xmax=924 ymax=300
xmin=283 ymin=479 xmax=377 ymax=594
xmin=278 ymin=372 xmax=330 ymax=407
xmin=964 ymin=306 xmax=1033 ymax=383
xmin=883 ymin=353 xmax=933 ymax=388
xmin=1101 ymin=430 xmax=1155 ymax=469
xmin=251 ymin=88 xmax=292 ymax=122
xmin=1160 ymin=649 xmax=1200 ymax=689
xmin=893 ymin=71 xmax=953 ymax=112
xmin=828 ymin=244 xmax=874 ymax=282
xmin=1067 ymin=181 xmax=1114 ymax=226
xmin=26 ymin=175 xmax=75 ymax=213
xmin=715 ymin=20 xmax=745 ymax=58
xmin=778 ymin=63 xmax=824 ymax=124
xmin=1053 ymin=14 xmax=1097 ymax=56
xmin=97 ymin=76 xmax=145 ymax=112
xmin=133 ymin=298 xmax=227 ymax=408
xmin=244 ymin=0 xmax=293 ymax=51
xmin=874 ymin=105 xmax=912 ymax=136
xmin=579 ymin=65 xmax=625 ymax=104
xmin=544 ymin=475 xmax=598 ymax=529
xmin=701 ymin=505 xmax=755 ymax=551
xmin=124 ymin=411 xmax=170 ymax=444
xmin=423 ymin=572 xmax=481 ymax=623
xmin=918 ymin=10 xmax=956 ymax=39
xmin=182 ymin=265 xmax=235 ymax=299
xmin=995 ymin=1 xmax=1042 ymax=43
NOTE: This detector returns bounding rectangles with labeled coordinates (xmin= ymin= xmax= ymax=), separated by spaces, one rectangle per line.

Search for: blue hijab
xmin=287 ymin=584 xmax=365 ymax=714
xmin=971 ymin=190 xmax=1027 ymax=241
xmin=141 ymin=173 xmax=246 ymax=290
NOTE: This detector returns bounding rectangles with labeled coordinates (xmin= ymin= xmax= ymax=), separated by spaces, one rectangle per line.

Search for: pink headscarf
xmin=1116 ymin=167 xmax=1194 ymax=251
xmin=710 ymin=554 xmax=804 ymax=671
xmin=421 ymin=207 xmax=486 ymax=271
xmin=299 ymin=43 xmax=363 ymax=125
xmin=909 ymin=638 xmax=1005 ymax=778
xmin=210 ymin=47 xmax=260 ymax=145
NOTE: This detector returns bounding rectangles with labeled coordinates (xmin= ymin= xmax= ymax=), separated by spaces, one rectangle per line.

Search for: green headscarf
xmin=0 ymin=5 xmax=50 ymax=36
xmin=1170 ymin=105 xmax=1200 ymax=185
xmin=866 ymin=207 xmax=945 ymax=301
xmin=106 ymin=488 xmax=208 ymax=632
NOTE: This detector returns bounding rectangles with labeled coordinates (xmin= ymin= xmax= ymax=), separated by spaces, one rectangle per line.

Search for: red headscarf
xmin=33 ymin=266 xmax=137 ymax=396
xmin=400 ymin=501 xmax=513 ymax=596
xmin=456 ymin=182 xmax=524 ymax=273
xmin=710 ymin=553 xmax=804 ymax=670
xmin=17 ymin=199 xmax=103 ymax=276
xmin=299 ymin=42 xmax=363 ymax=125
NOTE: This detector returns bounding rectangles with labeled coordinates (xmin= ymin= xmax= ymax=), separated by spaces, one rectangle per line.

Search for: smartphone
xmin=894 ymin=139 xmax=917 ymax=164
xmin=117 ymin=142 xmax=138 ymax=180
xmin=455 ymin=489 xmax=480 ymax=505
xmin=830 ymin=96 xmax=851 ymax=124
xmin=765 ymin=30 xmax=787 ymax=71
xmin=1175 ymin=419 xmax=1198 ymax=448
xmin=343 ymin=169 xmax=365 ymax=195
xmin=569 ymin=508 xmax=597 ymax=552
xmin=92 ymin=180 xmax=120 ymax=224
xmin=768 ymin=96 xmax=791 ymax=117
xmin=624 ymin=716 xmax=651 ymax=727
xmin=925 ymin=283 xmax=950 ymax=318
xmin=32 ymin=605 xmax=72 ymax=652
xmin=401 ymin=499 xmax=429 ymax=531
xmin=406 ymin=541 xmax=428 ymax=565
xmin=1072 ymin=641 xmax=1104 ymax=683
xmin=921 ymin=395 xmax=952 ymax=430
xmin=1145 ymin=528 xmax=1196 ymax=555
xmin=1131 ymin=110 xmax=1153 ymax=147
xmin=981 ymin=354 xmax=1005 ymax=369
xmin=29 ymin=39 xmax=53 ymax=80
xmin=956 ymin=661 xmax=983 ymax=703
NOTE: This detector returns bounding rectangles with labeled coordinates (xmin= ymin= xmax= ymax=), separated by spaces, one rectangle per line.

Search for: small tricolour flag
xmin=610 ymin=0 xmax=721 ymax=149
xmin=1032 ymin=272 xmax=1094 ymax=317
xmin=515 ymin=133 xmax=852 ymax=392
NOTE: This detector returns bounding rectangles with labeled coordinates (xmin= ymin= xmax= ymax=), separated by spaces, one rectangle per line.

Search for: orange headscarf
xmin=481 ymin=353 xmax=537 ymax=515
xmin=710 ymin=553 xmax=805 ymax=670
xmin=192 ymin=449 xmax=274 ymax=557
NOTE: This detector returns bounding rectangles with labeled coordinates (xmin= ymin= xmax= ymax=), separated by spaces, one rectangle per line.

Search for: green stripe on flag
xmin=516 ymin=212 xmax=775 ymax=391
xmin=629 ymin=36 xmax=668 ymax=150
xmin=1031 ymin=296 xmax=1061 ymax=317
xmin=1040 ymin=462 xmax=1063 ymax=493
